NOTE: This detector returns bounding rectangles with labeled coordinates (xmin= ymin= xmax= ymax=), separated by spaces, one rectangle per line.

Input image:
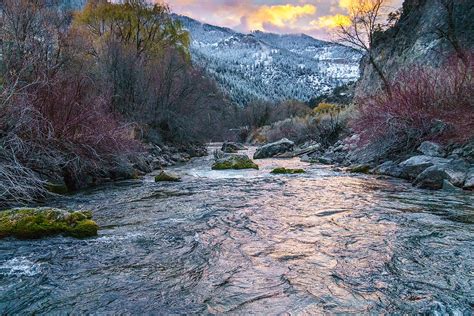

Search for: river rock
xmin=277 ymin=142 xmax=321 ymax=158
xmin=221 ymin=142 xmax=247 ymax=153
xmin=271 ymin=167 xmax=305 ymax=174
xmin=417 ymin=141 xmax=445 ymax=157
xmin=253 ymin=138 xmax=294 ymax=159
xmin=212 ymin=154 xmax=259 ymax=170
xmin=463 ymin=168 xmax=474 ymax=190
xmin=460 ymin=142 xmax=474 ymax=163
xmin=398 ymin=155 xmax=450 ymax=180
xmin=372 ymin=161 xmax=403 ymax=178
xmin=0 ymin=208 xmax=98 ymax=239
xmin=414 ymin=160 xmax=468 ymax=189
xmin=155 ymin=171 xmax=181 ymax=182
xmin=348 ymin=164 xmax=371 ymax=174
xmin=442 ymin=180 xmax=462 ymax=192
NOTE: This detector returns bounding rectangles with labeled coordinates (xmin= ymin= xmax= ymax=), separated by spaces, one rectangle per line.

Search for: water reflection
xmin=0 ymin=145 xmax=473 ymax=314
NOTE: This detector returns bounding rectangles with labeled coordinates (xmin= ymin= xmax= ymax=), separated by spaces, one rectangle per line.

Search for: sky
xmin=164 ymin=0 xmax=404 ymax=40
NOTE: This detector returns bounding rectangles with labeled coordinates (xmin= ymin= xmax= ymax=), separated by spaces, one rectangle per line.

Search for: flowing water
xmin=1 ymin=145 xmax=473 ymax=314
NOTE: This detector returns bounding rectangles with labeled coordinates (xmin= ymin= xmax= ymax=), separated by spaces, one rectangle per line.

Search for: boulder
xmin=253 ymin=138 xmax=294 ymax=159
xmin=348 ymin=164 xmax=371 ymax=174
xmin=276 ymin=143 xmax=321 ymax=158
xmin=463 ymin=168 xmax=474 ymax=190
xmin=372 ymin=161 xmax=403 ymax=178
xmin=212 ymin=154 xmax=259 ymax=170
xmin=417 ymin=141 xmax=445 ymax=157
xmin=155 ymin=171 xmax=181 ymax=182
xmin=398 ymin=155 xmax=450 ymax=180
xmin=0 ymin=208 xmax=98 ymax=239
xmin=221 ymin=142 xmax=247 ymax=153
xmin=317 ymin=156 xmax=334 ymax=165
xmin=460 ymin=142 xmax=474 ymax=163
xmin=442 ymin=180 xmax=462 ymax=192
xmin=270 ymin=167 xmax=305 ymax=174
xmin=414 ymin=160 xmax=468 ymax=189
xmin=300 ymin=154 xmax=320 ymax=163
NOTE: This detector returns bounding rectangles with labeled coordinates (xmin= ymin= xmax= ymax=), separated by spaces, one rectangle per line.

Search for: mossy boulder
xmin=155 ymin=171 xmax=181 ymax=182
xmin=271 ymin=167 xmax=305 ymax=174
xmin=0 ymin=208 xmax=99 ymax=240
xmin=348 ymin=164 xmax=372 ymax=174
xmin=212 ymin=154 xmax=259 ymax=170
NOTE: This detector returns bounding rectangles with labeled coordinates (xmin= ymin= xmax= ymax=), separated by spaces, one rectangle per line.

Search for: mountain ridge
xmin=174 ymin=14 xmax=362 ymax=106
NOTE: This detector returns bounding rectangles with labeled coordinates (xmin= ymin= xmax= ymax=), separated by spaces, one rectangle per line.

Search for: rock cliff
xmin=356 ymin=0 xmax=474 ymax=96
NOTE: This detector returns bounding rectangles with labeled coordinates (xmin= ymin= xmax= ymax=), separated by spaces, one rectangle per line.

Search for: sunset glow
xmin=165 ymin=0 xmax=402 ymax=39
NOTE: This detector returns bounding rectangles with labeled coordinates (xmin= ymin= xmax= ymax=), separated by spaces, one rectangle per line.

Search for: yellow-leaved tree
xmin=74 ymin=0 xmax=190 ymax=59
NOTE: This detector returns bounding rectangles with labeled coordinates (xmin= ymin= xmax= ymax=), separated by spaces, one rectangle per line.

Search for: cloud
xmin=166 ymin=0 xmax=403 ymax=39
xmin=310 ymin=14 xmax=351 ymax=29
xmin=239 ymin=4 xmax=317 ymax=31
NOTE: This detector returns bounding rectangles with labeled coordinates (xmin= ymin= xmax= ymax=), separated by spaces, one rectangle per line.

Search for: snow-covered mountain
xmin=175 ymin=15 xmax=362 ymax=106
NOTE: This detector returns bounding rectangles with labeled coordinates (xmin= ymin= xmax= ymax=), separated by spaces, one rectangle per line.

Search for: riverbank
xmin=249 ymin=137 xmax=474 ymax=191
xmin=0 ymin=142 xmax=208 ymax=209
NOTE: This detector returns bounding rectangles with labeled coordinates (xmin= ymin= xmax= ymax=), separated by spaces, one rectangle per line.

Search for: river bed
xmin=1 ymin=145 xmax=473 ymax=314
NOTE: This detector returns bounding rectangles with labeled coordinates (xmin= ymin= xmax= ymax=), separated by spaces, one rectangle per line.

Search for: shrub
xmin=351 ymin=53 xmax=474 ymax=155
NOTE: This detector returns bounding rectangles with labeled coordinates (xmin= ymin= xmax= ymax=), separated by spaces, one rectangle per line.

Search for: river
xmin=1 ymin=145 xmax=473 ymax=314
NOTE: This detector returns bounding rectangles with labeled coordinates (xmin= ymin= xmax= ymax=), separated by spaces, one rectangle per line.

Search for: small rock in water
xmin=442 ymin=180 xmax=462 ymax=192
xmin=348 ymin=164 xmax=371 ymax=174
xmin=155 ymin=171 xmax=181 ymax=182
xmin=270 ymin=167 xmax=305 ymax=174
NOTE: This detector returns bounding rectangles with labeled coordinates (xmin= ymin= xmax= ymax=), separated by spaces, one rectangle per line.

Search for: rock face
xmin=417 ymin=141 xmax=445 ymax=157
xmin=0 ymin=208 xmax=98 ymax=239
xmin=212 ymin=154 xmax=259 ymax=170
xmin=356 ymin=0 xmax=474 ymax=96
xmin=253 ymin=138 xmax=294 ymax=159
xmin=221 ymin=142 xmax=247 ymax=153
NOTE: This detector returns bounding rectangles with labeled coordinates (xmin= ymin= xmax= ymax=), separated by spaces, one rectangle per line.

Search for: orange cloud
xmin=310 ymin=14 xmax=351 ymax=29
xmin=243 ymin=4 xmax=317 ymax=30
xmin=311 ymin=0 xmax=394 ymax=30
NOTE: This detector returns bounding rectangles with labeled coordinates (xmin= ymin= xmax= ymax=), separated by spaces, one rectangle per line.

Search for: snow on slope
xmin=175 ymin=15 xmax=362 ymax=106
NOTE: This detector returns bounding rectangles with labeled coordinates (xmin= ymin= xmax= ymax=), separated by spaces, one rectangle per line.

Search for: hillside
xmin=175 ymin=15 xmax=362 ymax=106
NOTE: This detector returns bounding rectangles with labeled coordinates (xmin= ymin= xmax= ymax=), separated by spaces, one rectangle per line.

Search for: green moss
xmin=0 ymin=208 xmax=99 ymax=240
xmin=212 ymin=157 xmax=259 ymax=170
xmin=271 ymin=167 xmax=305 ymax=174
xmin=68 ymin=220 xmax=99 ymax=238
xmin=349 ymin=164 xmax=371 ymax=174
xmin=155 ymin=171 xmax=181 ymax=182
xmin=46 ymin=182 xmax=69 ymax=195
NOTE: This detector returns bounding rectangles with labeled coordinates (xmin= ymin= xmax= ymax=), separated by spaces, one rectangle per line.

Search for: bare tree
xmin=335 ymin=0 xmax=392 ymax=96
